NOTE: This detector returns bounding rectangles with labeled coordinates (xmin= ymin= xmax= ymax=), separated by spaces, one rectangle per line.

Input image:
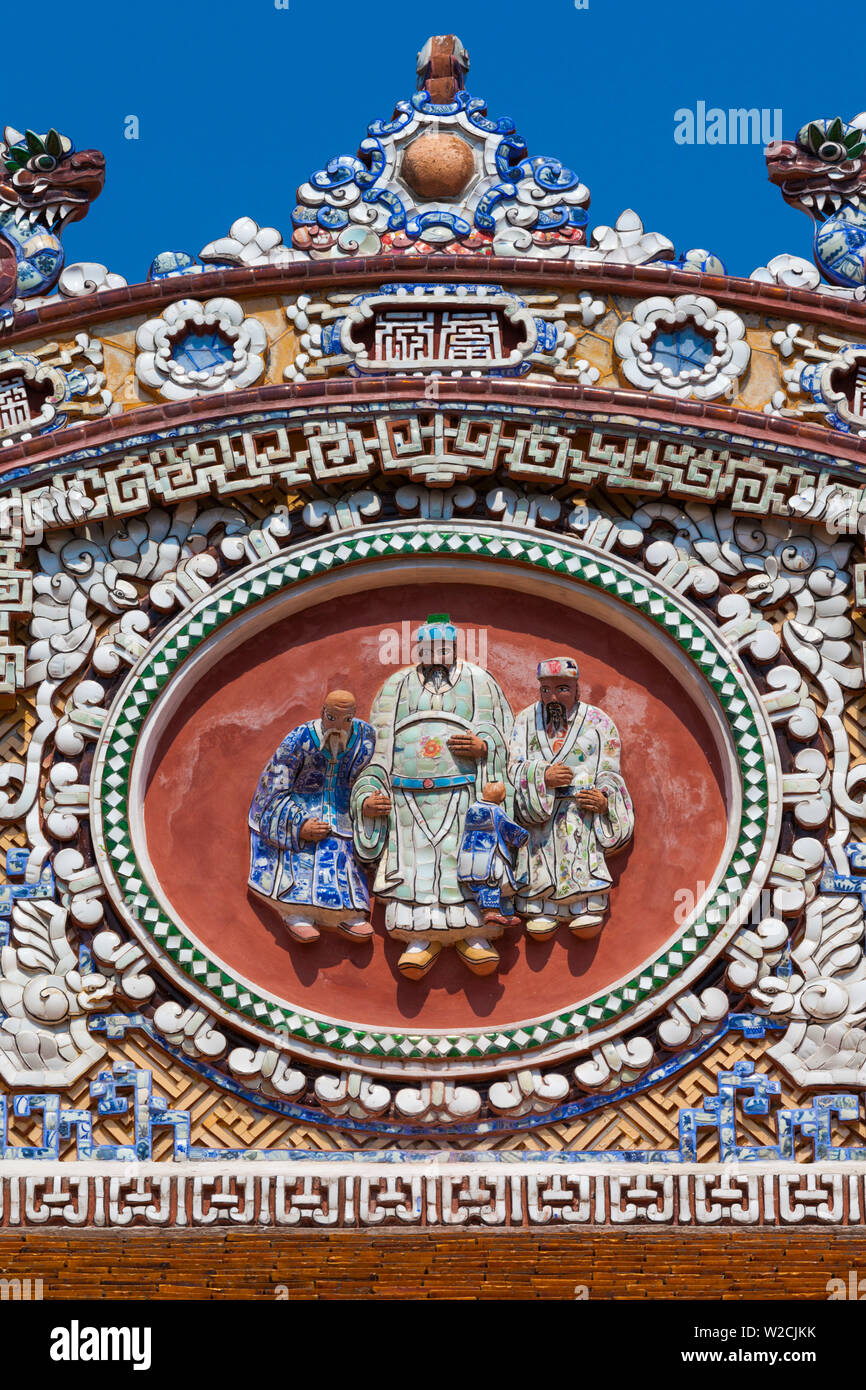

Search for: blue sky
xmin=7 ymin=0 xmax=866 ymax=284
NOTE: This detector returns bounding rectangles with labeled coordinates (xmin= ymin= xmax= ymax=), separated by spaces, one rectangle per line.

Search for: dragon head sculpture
xmin=767 ymin=118 xmax=866 ymax=220
xmin=0 ymin=126 xmax=105 ymax=233
xmin=766 ymin=117 xmax=866 ymax=287
xmin=0 ymin=127 xmax=105 ymax=314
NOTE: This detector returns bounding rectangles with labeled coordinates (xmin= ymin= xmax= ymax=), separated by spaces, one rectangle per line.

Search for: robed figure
xmin=456 ymin=781 xmax=528 ymax=925
xmin=352 ymin=616 xmax=513 ymax=980
xmin=509 ymin=656 xmax=634 ymax=940
xmin=248 ymin=690 xmax=378 ymax=944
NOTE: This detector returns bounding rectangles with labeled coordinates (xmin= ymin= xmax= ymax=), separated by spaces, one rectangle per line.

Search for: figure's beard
xmin=324 ymin=729 xmax=349 ymax=754
xmin=544 ymin=700 xmax=567 ymax=733
xmin=420 ymin=663 xmax=454 ymax=691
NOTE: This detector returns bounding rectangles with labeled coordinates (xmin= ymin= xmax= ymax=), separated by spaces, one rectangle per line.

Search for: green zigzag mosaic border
xmin=95 ymin=526 xmax=772 ymax=1062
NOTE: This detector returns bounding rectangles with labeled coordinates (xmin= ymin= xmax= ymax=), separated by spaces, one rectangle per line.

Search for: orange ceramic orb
xmin=400 ymin=133 xmax=476 ymax=200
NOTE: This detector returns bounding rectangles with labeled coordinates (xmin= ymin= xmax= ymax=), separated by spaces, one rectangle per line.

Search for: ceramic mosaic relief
xmin=4 ymin=35 xmax=866 ymax=1230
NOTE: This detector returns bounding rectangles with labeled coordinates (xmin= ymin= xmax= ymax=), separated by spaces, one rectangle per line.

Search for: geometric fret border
xmin=90 ymin=523 xmax=780 ymax=1066
xmin=4 ymin=1163 xmax=866 ymax=1227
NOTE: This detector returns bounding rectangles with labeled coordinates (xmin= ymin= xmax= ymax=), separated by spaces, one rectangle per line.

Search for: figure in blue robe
xmin=456 ymin=782 xmax=529 ymax=929
xmin=248 ymin=691 xmax=378 ymax=943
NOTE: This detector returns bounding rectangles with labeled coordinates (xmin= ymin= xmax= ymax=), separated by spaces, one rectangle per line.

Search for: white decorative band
xmin=0 ymin=1162 xmax=863 ymax=1227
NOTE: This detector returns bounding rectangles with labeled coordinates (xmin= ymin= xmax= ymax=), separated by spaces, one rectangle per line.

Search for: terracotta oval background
xmin=143 ymin=581 xmax=727 ymax=1031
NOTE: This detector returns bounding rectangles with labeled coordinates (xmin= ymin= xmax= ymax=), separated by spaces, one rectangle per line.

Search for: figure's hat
xmin=537 ymin=656 xmax=579 ymax=680
xmin=416 ymin=612 xmax=457 ymax=642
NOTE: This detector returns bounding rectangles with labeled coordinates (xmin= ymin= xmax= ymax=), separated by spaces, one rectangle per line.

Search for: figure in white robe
xmin=508 ymin=656 xmax=634 ymax=940
xmin=352 ymin=615 xmax=513 ymax=980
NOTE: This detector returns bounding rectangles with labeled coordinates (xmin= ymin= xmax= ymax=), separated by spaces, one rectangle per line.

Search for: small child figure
xmin=457 ymin=781 xmax=529 ymax=930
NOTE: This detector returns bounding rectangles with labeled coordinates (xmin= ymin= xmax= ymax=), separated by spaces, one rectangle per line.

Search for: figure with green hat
xmin=353 ymin=614 xmax=513 ymax=979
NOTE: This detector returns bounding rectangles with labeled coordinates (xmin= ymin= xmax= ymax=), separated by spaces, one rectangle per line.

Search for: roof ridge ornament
xmin=764 ymin=114 xmax=866 ymax=294
xmin=0 ymin=126 xmax=105 ymax=323
xmin=271 ymin=37 xmax=677 ymax=265
xmin=416 ymin=35 xmax=470 ymax=104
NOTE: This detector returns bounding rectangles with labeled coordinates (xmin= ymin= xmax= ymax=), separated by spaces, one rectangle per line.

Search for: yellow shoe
xmin=397 ymin=940 xmax=442 ymax=981
xmin=569 ymin=915 xmax=605 ymax=940
xmin=455 ymin=938 xmax=500 ymax=976
xmin=525 ymin=915 xmax=558 ymax=940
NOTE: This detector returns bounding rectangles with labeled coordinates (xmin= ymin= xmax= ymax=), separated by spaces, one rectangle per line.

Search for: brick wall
xmin=0 ymin=1231 xmax=862 ymax=1299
